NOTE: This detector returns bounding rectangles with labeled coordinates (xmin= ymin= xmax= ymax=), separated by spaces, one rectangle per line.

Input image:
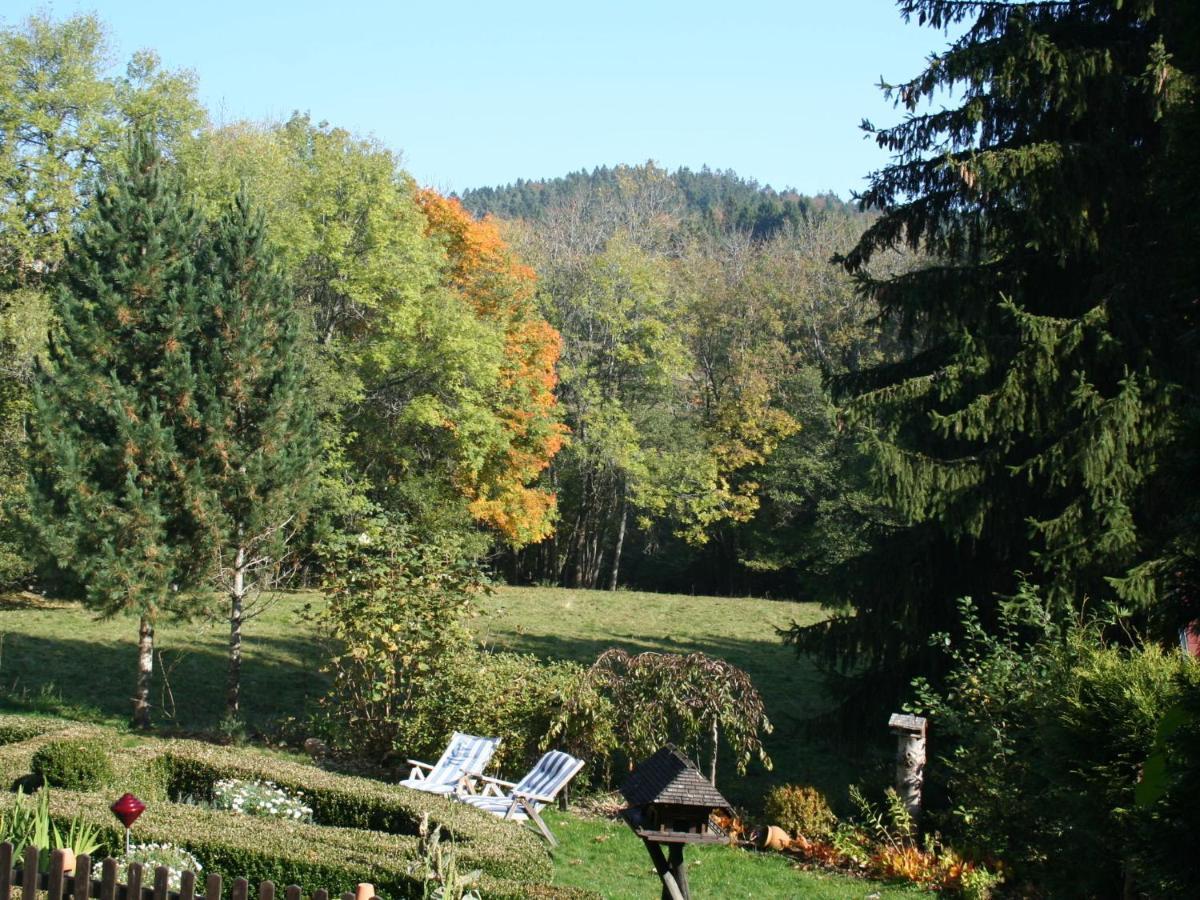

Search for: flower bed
xmin=212 ymin=778 xmax=312 ymax=822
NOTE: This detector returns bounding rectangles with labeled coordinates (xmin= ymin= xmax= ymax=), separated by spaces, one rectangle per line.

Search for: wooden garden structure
xmin=620 ymin=747 xmax=732 ymax=900
xmin=0 ymin=844 xmax=373 ymax=900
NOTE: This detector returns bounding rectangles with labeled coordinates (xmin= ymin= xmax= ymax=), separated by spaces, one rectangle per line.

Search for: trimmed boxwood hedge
xmin=0 ymin=717 xmax=597 ymax=899
xmin=31 ymin=739 xmax=114 ymax=789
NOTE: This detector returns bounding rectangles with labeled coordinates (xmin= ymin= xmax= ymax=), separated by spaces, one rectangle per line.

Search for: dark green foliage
xmin=762 ymin=784 xmax=837 ymax=840
xmin=788 ymin=0 xmax=1200 ymax=717
xmin=459 ymin=164 xmax=852 ymax=240
xmin=1130 ymin=684 xmax=1200 ymax=895
xmin=192 ymin=191 xmax=321 ymax=716
xmin=912 ymin=595 xmax=1200 ymax=895
xmin=28 ymin=133 xmax=215 ymax=619
xmin=30 ymin=739 xmax=113 ymax=790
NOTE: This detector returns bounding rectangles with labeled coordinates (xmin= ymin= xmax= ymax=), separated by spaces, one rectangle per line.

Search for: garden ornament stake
xmin=110 ymin=793 xmax=146 ymax=855
xmin=888 ymin=713 xmax=928 ymax=820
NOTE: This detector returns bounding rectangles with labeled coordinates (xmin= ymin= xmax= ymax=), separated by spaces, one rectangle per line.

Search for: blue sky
xmin=10 ymin=1 xmax=956 ymax=197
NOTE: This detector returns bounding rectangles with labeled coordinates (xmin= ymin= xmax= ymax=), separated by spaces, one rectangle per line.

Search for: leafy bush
xmin=572 ymin=648 xmax=772 ymax=782
xmin=825 ymin=787 xmax=1000 ymax=898
xmin=95 ymin=843 xmax=202 ymax=891
xmin=312 ymin=515 xmax=486 ymax=763
xmin=1128 ymin=680 xmax=1200 ymax=894
xmin=212 ymin=778 xmax=312 ymax=822
xmin=455 ymin=652 xmax=616 ymax=776
xmin=912 ymin=593 xmax=1200 ymax=896
xmin=31 ymin=739 xmax=113 ymax=789
xmin=312 ymin=518 xmax=616 ymax=782
xmin=763 ymin=784 xmax=836 ymax=840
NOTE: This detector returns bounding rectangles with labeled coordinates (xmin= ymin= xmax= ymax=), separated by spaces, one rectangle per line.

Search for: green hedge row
xmin=0 ymin=717 xmax=598 ymax=899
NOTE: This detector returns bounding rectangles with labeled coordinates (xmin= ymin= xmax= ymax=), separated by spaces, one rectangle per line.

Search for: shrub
xmin=575 ymin=648 xmax=772 ymax=783
xmin=454 ymin=652 xmax=616 ymax=777
xmin=312 ymin=515 xmax=486 ymax=763
xmin=912 ymin=593 xmax=1200 ymax=896
xmin=95 ymin=843 xmax=202 ymax=891
xmin=31 ymin=739 xmax=113 ymax=789
xmin=763 ymin=784 xmax=837 ymax=840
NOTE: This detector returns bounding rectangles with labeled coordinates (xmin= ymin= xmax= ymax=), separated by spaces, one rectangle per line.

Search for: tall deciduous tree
xmin=788 ymin=0 xmax=1200 ymax=720
xmin=194 ymin=193 xmax=321 ymax=719
xmin=28 ymin=135 xmax=213 ymax=728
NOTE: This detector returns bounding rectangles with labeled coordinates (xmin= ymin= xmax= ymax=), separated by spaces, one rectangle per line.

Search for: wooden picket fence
xmin=0 ymin=844 xmax=371 ymax=900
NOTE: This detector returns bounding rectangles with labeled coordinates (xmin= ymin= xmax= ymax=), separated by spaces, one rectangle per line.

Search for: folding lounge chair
xmin=455 ymin=749 xmax=585 ymax=846
xmin=399 ymin=731 xmax=501 ymax=795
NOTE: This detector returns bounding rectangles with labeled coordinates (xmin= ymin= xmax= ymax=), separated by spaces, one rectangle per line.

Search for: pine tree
xmin=28 ymin=134 xmax=215 ymax=728
xmin=193 ymin=192 xmax=320 ymax=719
xmin=788 ymin=1 xmax=1199 ymax=721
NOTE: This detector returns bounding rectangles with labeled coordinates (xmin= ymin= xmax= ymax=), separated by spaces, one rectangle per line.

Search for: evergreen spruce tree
xmin=788 ymin=0 xmax=1199 ymax=721
xmin=193 ymin=192 xmax=320 ymax=719
xmin=28 ymin=134 xmax=215 ymax=729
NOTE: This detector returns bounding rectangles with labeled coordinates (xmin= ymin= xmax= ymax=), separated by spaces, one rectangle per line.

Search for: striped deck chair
xmin=455 ymin=750 xmax=585 ymax=846
xmin=400 ymin=732 xmax=501 ymax=796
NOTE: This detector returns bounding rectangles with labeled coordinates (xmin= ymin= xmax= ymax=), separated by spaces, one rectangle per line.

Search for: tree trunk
xmin=709 ymin=719 xmax=719 ymax=786
xmin=608 ymin=494 xmax=627 ymax=591
xmin=226 ymin=543 xmax=246 ymax=719
xmin=133 ymin=615 xmax=154 ymax=729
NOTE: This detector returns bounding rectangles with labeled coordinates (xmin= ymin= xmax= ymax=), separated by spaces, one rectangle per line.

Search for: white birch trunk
xmin=133 ymin=615 xmax=154 ymax=729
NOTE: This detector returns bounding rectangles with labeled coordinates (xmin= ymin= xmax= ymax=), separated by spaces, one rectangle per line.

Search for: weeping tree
xmin=581 ymin=648 xmax=772 ymax=785
xmin=787 ymin=0 xmax=1200 ymax=723
xmin=28 ymin=134 xmax=214 ymax=728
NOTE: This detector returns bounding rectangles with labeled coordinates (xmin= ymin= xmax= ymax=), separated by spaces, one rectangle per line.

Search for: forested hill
xmin=459 ymin=164 xmax=856 ymax=240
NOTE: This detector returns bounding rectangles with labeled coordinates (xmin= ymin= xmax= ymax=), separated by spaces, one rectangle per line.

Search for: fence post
xmin=48 ymin=849 xmax=68 ymax=900
xmin=0 ymin=841 xmax=13 ymax=900
xmin=205 ymin=873 xmax=223 ymax=900
xmin=74 ymin=853 xmax=93 ymax=900
xmin=22 ymin=845 xmax=40 ymax=900
xmin=100 ymin=856 xmax=118 ymax=900
xmin=152 ymin=865 xmax=170 ymax=900
xmin=125 ymin=860 xmax=144 ymax=900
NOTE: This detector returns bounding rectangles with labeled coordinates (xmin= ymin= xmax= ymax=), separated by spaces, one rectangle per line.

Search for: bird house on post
xmin=621 ymin=746 xmax=732 ymax=900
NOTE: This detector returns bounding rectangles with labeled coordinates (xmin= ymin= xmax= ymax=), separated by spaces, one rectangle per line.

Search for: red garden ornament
xmin=111 ymin=793 xmax=146 ymax=854
xmin=110 ymin=793 xmax=146 ymax=828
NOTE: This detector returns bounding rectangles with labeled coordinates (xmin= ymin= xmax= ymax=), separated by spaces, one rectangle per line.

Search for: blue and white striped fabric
xmin=459 ymin=750 xmax=584 ymax=812
xmin=399 ymin=732 xmax=500 ymax=795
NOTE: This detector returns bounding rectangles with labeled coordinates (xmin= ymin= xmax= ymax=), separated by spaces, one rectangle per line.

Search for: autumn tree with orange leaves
xmin=416 ymin=190 xmax=566 ymax=546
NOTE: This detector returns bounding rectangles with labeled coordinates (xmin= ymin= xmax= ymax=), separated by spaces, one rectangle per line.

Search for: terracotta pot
xmin=355 ymin=883 xmax=375 ymax=900
xmin=761 ymin=825 xmax=791 ymax=851
xmin=60 ymin=849 xmax=76 ymax=874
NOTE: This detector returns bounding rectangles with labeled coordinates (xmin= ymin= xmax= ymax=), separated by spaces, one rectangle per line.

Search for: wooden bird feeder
xmin=620 ymin=746 xmax=732 ymax=900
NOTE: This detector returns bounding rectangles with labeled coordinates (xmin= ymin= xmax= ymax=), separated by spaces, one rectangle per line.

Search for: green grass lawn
xmin=540 ymin=808 xmax=919 ymax=899
xmin=0 ymin=585 xmax=910 ymax=897
xmin=0 ymin=585 xmax=880 ymax=807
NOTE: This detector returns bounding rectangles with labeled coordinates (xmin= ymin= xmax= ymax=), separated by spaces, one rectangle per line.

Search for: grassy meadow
xmin=0 ymin=585 xmax=871 ymax=805
xmin=0 ymin=584 xmax=907 ymax=897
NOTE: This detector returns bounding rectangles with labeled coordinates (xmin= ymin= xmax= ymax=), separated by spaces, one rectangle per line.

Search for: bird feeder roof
xmin=620 ymin=746 xmax=732 ymax=810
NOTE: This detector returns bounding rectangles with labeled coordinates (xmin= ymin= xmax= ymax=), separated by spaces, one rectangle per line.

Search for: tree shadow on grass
xmin=0 ymin=631 xmax=325 ymax=732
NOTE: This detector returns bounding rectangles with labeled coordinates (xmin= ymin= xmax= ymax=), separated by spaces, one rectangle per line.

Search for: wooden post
xmin=888 ymin=712 xmax=928 ymax=820
xmin=643 ymin=841 xmax=686 ymax=900
xmin=0 ymin=841 xmax=14 ymax=900
xmin=74 ymin=853 xmax=92 ymax=900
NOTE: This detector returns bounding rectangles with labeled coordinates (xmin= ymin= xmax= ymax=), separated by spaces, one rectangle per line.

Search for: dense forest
xmin=460 ymin=163 xmax=904 ymax=600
